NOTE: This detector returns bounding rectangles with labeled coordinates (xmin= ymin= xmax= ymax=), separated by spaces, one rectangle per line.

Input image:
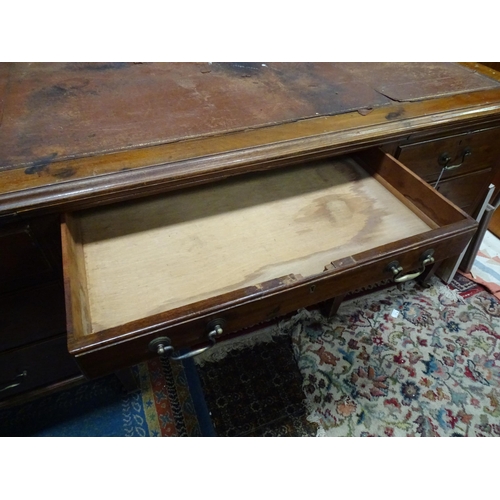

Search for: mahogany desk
xmin=1 ymin=62 xmax=500 ymax=405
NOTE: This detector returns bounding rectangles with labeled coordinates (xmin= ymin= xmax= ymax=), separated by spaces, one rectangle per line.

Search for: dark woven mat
xmin=196 ymin=335 xmax=317 ymax=437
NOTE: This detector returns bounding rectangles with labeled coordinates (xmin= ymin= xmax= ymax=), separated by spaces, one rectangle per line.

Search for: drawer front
xmin=0 ymin=215 xmax=62 ymax=294
xmin=0 ymin=224 xmax=53 ymax=293
xmin=72 ymin=229 xmax=473 ymax=378
xmin=434 ymin=168 xmax=493 ymax=213
xmin=0 ymin=281 xmax=66 ymax=351
xmin=0 ymin=336 xmax=81 ymax=399
xmin=396 ymin=127 xmax=500 ymax=183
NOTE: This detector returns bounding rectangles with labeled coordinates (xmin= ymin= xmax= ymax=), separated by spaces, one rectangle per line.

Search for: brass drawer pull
xmin=386 ymin=251 xmax=435 ymax=283
xmin=0 ymin=370 xmax=27 ymax=393
xmin=434 ymin=148 xmax=472 ymax=188
xmin=148 ymin=320 xmax=225 ymax=361
xmin=438 ymin=147 xmax=472 ymax=171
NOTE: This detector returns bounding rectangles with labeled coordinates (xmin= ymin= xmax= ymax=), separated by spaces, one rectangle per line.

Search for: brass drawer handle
xmin=0 ymin=370 xmax=27 ymax=393
xmin=434 ymin=148 xmax=472 ymax=188
xmin=148 ymin=320 xmax=225 ymax=361
xmin=386 ymin=251 xmax=435 ymax=283
xmin=438 ymin=147 xmax=472 ymax=171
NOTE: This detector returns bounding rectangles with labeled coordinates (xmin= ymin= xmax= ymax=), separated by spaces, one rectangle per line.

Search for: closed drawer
xmin=396 ymin=127 xmax=500 ymax=183
xmin=0 ymin=223 xmax=53 ymax=294
xmin=434 ymin=168 xmax=493 ymax=213
xmin=0 ymin=281 xmax=66 ymax=351
xmin=0 ymin=336 xmax=81 ymax=399
xmin=0 ymin=215 xmax=62 ymax=294
xmin=62 ymin=149 xmax=477 ymax=378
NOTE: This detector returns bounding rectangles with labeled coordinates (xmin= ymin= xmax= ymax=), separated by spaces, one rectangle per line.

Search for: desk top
xmin=1 ymin=62 xmax=500 ymax=215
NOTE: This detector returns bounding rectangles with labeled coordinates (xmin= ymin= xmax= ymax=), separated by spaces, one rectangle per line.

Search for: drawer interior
xmin=63 ymin=154 xmax=436 ymax=336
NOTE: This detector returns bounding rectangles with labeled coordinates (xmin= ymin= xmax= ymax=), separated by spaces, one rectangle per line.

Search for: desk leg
xmin=321 ymin=294 xmax=346 ymax=318
xmin=115 ymin=368 xmax=140 ymax=393
xmin=418 ymin=260 xmax=441 ymax=288
xmin=320 ymin=262 xmax=440 ymax=319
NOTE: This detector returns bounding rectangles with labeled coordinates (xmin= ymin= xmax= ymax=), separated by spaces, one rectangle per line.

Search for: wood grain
xmin=3 ymin=62 xmax=497 ymax=171
xmin=2 ymin=89 xmax=500 ymax=216
xmin=70 ymin=226 xmax=476 ymax=378
xmin=354 ymin=148 xmax=470 ymax=225
xmin=71 ymin=156 xmax=431 ymax=332
xmin=2 ymin=62 xmax=498 ymax=395
xmin=61 ymin=214 xmax=93 ymax=337
xmin=396 ymin=126 xmax=500 ymax=183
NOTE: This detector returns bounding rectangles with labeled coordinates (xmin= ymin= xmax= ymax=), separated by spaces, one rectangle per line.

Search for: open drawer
xmin=62 ymin=148 xmax=477 ymax=378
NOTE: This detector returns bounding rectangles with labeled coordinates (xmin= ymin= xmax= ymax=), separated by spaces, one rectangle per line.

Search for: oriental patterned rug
xmin=196 ymin=331 xmax=318 ymax=436
xmin=3 ymin=274 xmax=499 ymax=437
xmin=461 ymin=230 xmax=500 ymax=300
xmin=196 ymin=274 xmax=500 ymax=437
xmin=0 ymin=357 xmax=212 ymax=437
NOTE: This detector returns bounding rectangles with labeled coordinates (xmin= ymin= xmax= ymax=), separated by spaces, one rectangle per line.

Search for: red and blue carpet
xmin=1 ymin=274 xmax=498 ymax=437
xmin=0 ymin=356 xmax=214 ymax=436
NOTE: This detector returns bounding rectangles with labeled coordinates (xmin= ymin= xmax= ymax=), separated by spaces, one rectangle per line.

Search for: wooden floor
xmin=73 ymin=157 xmax=432 ymax=333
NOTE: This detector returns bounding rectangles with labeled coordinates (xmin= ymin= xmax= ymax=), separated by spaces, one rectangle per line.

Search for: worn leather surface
xmin=1 ymin=62 xmax=498 ymax=171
